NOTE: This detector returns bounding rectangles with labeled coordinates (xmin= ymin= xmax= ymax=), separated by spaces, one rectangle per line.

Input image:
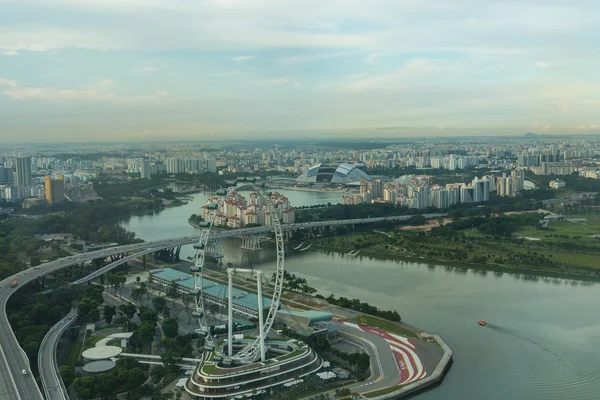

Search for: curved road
xmin=0 ymin=213 xmax=445 ymax=400
xmin=38 ymin=308 xmax=78 ymax=400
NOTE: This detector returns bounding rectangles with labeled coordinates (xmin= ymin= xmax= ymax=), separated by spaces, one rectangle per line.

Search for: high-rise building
xmin=207 ymin=158 xmax=217 ymax=173
xmin=510 ymin=169 xmax=525 ymax=193
xmin=0 ymin=167 xmax=14 ymax=185
xmin=359 ymin=180 xmax=369 ymax=196
xmin=371 ymin=179 xmax=382 ymax=199
xmin=471 ymin=177 xmax=490 ymax=202
xmin=141 ymin=160 xmax=152 ymax=179
xmin=45 ymin=174 xmax=65 ymax=204
xmin=15 ymin=156 xmax=32 ymax=187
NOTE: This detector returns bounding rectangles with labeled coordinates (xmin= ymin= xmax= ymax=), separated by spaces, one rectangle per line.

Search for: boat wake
xmin=486 ymin=323 xmax=560 ymax=357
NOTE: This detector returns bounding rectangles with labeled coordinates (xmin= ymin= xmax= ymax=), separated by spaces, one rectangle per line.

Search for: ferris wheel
xmin=191 ymin=183 xmax=285 ymax=363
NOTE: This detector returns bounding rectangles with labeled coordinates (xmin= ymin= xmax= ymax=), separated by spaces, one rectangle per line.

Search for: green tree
xmin=152 ymin=296 xmax=169 ymax=317
xmin=137 ymin=322 xmax=156 ymax=345
xmin=59 ymin=365 xmax=75 ymax=387
xmin=150 ymin=365 xmax=167 ymax=383
xmin=162 ymin=318 xmax=179 ymax=338
xmin=103 ymin=305 xmax=116 ymax=324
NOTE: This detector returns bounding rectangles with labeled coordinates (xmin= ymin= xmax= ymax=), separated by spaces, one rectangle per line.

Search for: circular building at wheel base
xmin=296 ymin=162 xmax=370 ymax=186
xmin=185 ymin=338 xmax=323 ymax=399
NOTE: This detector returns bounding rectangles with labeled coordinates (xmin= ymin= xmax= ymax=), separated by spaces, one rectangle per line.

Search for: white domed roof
xmin=297 ymin=162 xmax=370 ymax=184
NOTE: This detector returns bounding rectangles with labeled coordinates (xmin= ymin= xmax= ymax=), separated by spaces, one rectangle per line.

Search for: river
xmin=121 ymin=190 xmax=600 ymax=400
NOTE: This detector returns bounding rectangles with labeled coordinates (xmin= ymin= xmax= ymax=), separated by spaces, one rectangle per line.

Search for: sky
xmin=1 ymin=0 xmax=599 ymax=142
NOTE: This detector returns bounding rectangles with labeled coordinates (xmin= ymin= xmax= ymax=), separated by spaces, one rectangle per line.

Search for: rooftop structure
xmin=296 ymin=162 xmax=370 ymax=185
xmin=65 ymin=184 xmax=101 ymax=202
xmin=150 ymin=268 xmax=274 ymax=317
xmin=82 ymin=360 xmax=116 ymax=375
xmin=277 ymin=309 xmax=334 ymax=327
xmin=82 ymin=346 xmax=122 ymax=361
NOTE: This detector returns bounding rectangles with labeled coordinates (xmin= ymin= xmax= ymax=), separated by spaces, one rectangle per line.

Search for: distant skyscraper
xmin=371 ymin=179 xmax=382 ymax=199
xmin=0 ymin=167 xmax=14 ymax=185
xmin=45 ymin=175 xmax=65 ymax=204
xmin=141 ymin=160 xmax=152 ymax=179
xmin=166 ymin=158 xmax=184 ymax=174
xmin=471 ymin=177 xmax=490 ymax=202
xmin=15 ymin=156 xmax=32 ymax=187
xmin=207 ymin=158 xmax=217 ymax=173
xmin=359 ymin=180 xmax=369 ymax=195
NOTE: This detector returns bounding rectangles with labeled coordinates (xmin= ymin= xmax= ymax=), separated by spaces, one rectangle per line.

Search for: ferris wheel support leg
xmin=228 ymin=269 xmax=233 ymax=357
xmin=257 ymin=270 xmax=266 ymax=362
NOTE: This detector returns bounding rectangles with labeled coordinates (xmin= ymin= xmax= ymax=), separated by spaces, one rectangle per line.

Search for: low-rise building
xmin=549 ymin=179 xmax=566 ymax=189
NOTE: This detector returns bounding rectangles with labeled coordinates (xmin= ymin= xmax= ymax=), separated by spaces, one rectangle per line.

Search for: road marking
xmin=341 ymin=330 xmax=384 ymax=388
xmin=0 ymin=343 xmax=22 ymax=400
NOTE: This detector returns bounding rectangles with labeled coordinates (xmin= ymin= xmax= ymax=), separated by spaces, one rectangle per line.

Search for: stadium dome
xmin=296 ymin=162 xmax=370 ymax=185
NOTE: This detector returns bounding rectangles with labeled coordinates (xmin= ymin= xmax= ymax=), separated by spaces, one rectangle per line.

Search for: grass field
xmin=310 ymin=213 xmax=600 ymax=275
xmin=64 ymin=341 xmax=82 ymax=367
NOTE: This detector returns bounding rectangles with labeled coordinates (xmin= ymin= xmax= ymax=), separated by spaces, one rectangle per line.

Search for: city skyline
xmin=1 ymin=0 xmax=600 ymax=142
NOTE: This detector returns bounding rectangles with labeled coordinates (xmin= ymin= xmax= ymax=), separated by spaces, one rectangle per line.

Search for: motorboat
xmin=478 ymin=320 xmax=487 ymax=326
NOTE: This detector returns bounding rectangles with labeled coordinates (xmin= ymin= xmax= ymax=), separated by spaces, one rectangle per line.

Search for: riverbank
xmin=140 ymin=256 xmax=452 ymax=399
xmin=303 ymin=214 xmax=600 ymax=280
xmin=187 ymin=216 xmax=600 ymax=281
xmin=306 ymin=241 xmax=600 ymax=282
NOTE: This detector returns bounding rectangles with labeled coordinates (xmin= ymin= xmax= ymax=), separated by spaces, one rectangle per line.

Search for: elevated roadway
xmin=0 ymin=213 xmax=444 ymax=399
xmin=38 ymin=308 xmax=78 ymax=400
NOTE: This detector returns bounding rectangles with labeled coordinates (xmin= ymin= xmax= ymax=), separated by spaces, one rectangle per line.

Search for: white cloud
xmin=232 ymin=56 xmax=255 ymax=62
xmin=136 ymin=66 xmax=159 ymax=72
xmin=0 ymin=78 xmax=17 ymax=88
xmin=366 ymin=52 xmax=386 ymax=64
xmin=0 ymin=28 xmax=123 ymax=52
xmin=279 ymin=51 xmax=354 ymax=66
xmin=1 ymin=78 xmax=167 ymax=103
xmin=536 ymin=62 xmax=554 ymax=69
xmin=212 ymin=69 xmax=248 ymax=77
xmin=2 ymin=50 xmax=19 ymax=56
xmin=339 ymin=58 xmax=447 ymax=91
xmin=251 ymin=77 xmax=291 ymax=86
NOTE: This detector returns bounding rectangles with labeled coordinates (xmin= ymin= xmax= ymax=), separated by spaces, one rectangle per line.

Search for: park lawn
xmin=544 ymin=250 xmax=600 ymax=269
xmin=349 ymin=315 xmax=419 ymax=339
xmin=516 ymin=221 xmax=600 ymax=250
xmin=64 ymin=342 xmax=82 ymax=367
xmin=463 ymin=229 xmax=487 ymax=238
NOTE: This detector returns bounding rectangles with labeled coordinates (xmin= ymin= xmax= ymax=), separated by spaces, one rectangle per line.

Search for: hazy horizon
xmin=1 ymin=0 xmax=599 ymax=142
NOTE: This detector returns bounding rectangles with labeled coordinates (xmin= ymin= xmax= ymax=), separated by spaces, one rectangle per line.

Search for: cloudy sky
xmin=1 ymin=0 xmax=599 ymax=142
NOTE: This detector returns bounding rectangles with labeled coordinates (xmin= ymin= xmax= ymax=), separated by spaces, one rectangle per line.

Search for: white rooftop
xmin=82 ymin=346 xmax=122 ymax=361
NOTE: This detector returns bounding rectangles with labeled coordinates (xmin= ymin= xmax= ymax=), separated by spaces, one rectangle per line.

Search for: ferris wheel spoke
xmin=191 ymin=183 xmax=285 ymax=363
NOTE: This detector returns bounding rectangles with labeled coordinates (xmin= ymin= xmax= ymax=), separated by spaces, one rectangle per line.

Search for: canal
xmin=122 ymin=190 xmax=600 ymax=400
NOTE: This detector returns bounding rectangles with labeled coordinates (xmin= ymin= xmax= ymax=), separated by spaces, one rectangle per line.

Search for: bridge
xmin=0 ymin=213 xmax=445 ymax=400
xmin=38 ymin=308 xmax=77 ymax=400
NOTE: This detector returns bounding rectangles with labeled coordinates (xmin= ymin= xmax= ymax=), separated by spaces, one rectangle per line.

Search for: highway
xmin=0 ymin=213 xmax=445 ymax=400
xmin=38 ymin=308 xmax=78 ymax=400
